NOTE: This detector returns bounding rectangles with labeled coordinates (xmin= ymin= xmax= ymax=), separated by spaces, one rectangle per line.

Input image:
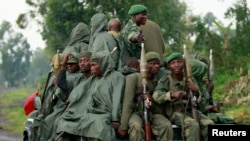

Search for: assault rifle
xmin=140 ymin=42 xmax=152 ymax=141
xmin=183 ymin=45 xmax=199 ymax=122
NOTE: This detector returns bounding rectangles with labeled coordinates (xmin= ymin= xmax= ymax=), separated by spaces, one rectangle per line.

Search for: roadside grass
xmin=224 ymin=104 xmax=250 ymax=124
xmin=0 ymin=87 xmax=36 ymax=133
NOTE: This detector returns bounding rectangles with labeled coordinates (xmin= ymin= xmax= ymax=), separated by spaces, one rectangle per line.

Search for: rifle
xmin=207 ymin=49 xmax=214 ymax=105
xmin=140 ymin=42 xmax=152 ymax=141
xmin=183 ymin=45 xmax=199 ymax=122
xmin=208 ymin=49 xmax=214 ymax=82
xmin=208 ymin=49 xmax=223 ymax=112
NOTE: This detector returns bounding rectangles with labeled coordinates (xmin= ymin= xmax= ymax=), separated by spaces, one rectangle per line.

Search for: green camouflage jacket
xmin=120 ymin=19 xmax=142 ymax=59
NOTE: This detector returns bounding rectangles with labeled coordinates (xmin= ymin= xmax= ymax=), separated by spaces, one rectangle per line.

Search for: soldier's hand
xmin=207 ymin=82 xmax=214 ymax=94
xmin=144 ymin=92 xmax=152 ymax=101
xmin=171 ymin=91 xmax=186 ymax=100
xmin=206 ymin=105 xmax=219 ymax=113
xmin=52 ymin=77 xmax=57 ymax=86
xmin=144 ymin=92 xmax=152 ymax=107
xmin=187 ymin=80 xmax=198 ymax=93
xmin=61 ymin=53 xmax=72 ymax=68
xmin=117 ymin=129 xmax=128 ymax=139
xmin=111 ymin=121 xmax=120 ymax=130
xmin=130 ymin=30 xmax=144 ymax=43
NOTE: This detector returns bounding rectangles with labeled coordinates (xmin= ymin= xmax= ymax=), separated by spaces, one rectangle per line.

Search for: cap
xmin=165 ymin=52 xmax=183 ymax=64
xmin=128 ymin=4 xmax=147 ymax=15
xmin=145 ymin=52 xmax=160 ymax=62
xmin=79 ymin=51 xmax=92 ymax=58
xmin=67 ymin=55 xmax=79 ymax=64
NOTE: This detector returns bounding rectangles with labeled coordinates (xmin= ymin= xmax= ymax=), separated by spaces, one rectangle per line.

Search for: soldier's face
xmin=169 ymin=59 xmax=184 ymax=75
xmin=133 ymin=12 xmax=147 ymax=25
xmin=90 ymin=61 xmax=101 ymax=76
xmin=79 ymin=57 xmax=91 ymax=73
xmin=67 ymin=63 xmax=79 ymax=73
xmin=147 ymin=59 xmax=160 ymax=75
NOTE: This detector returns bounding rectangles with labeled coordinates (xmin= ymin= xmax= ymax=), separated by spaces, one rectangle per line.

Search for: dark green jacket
xmin=63 ymin=22 xmax=90 ymax=54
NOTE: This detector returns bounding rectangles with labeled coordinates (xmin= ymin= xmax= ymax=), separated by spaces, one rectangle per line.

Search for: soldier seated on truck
xmin=153 ymin=52 xmax=214 ymax=141
xmin=190 ymin=54 xmax=238 ymax=125
xmin=118 ymin=52 xmax=173 ymax=141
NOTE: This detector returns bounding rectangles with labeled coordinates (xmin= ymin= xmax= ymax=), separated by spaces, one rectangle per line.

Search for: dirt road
xmin=0 ymin=87 xmax=23 ymax=141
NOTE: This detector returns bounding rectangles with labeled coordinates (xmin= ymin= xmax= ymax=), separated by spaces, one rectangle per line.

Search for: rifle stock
xmin=140 ymin=42 xmax=152 ymax=141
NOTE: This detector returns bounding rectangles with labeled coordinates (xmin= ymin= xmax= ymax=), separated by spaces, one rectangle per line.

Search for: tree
xmin=26 ymin=48 xmax=51 ymax=87
xmin=225 ymin=0 xmax=250 ymax=56
xmin=17 ymin=0 xmax=186 ymax=55
xmin=0 ymin=21 xmax=32 ymax=86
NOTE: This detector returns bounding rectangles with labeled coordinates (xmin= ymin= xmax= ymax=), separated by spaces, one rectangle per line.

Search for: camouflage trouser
xmin=128 ymin=113 xmax=173 ymax=141
xmin=170 ymin=111 xmax=214 ymax=141
xmin=207 ymin=112 xmax=237 ymax=124
xmin=151 ymin=114 xmax=173 ymax=141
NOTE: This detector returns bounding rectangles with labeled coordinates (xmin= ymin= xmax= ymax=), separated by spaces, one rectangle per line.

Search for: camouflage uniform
xmin=120 ymin=19 xmax=142 ymax=59
xmin=153 ymin=73 xmax=214 ymax=141
xmin=191 ymin=58 xmax=237 ymax=124
xmin=119 ymin=72 xmax=173 ymax=141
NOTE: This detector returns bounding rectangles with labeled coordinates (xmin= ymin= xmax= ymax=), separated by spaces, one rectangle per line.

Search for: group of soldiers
xmin=25 ymin=4 xmax=238 ymax=141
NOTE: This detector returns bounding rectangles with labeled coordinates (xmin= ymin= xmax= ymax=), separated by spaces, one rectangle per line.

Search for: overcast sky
xmin=183 ymin=0 xmax=244 ymax=26
xmin=0 ymin=0 xmax=249 ymax=51
xmin=0 ymin=0 xmax=45 ymax=51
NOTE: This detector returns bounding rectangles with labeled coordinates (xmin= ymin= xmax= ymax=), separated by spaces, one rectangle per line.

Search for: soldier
xmin=56 ymin=53 xmax=81 ymax=100
xmin=141 ymin=19 xmax=166 ymax=65
xmin=108 ymin=18 xmax=122 ymax=37
xmin=39 ymin=53 xmax=81 ymax=141
xmin=119 ymin=57 xmax=140 ymax=75
xmin=83 ymin=52 xmax=125 ymax=140
xmin=50 ymin=51 xmax=92 ymax=141
xmin=88 ymin=13 xmax=120 ymax=70
xmin=118 ymin=52 xmax=173 ymax=141
xmin=120 ymin=4 xmax=147 ymax=59
xmin=153 ymin=52 xmax=214 ymax=141
xmin=63 ymin=22 xmax=90 ymax=54
xmin=191 ymin=54 xmax=238 ymax=124
xmin=107 ymin=17 xmax=129 ymax=71
xmin=55 ymin=52 xmax=125 ymax=141
xmin=29 ymin=53 xmax=64 ymax=141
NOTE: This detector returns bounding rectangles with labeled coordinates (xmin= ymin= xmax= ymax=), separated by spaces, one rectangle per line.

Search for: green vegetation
xmin=0 ymin=88 xmax=36 ymax=133
xmin=224 ymin=104 xmax=250 ymax=124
